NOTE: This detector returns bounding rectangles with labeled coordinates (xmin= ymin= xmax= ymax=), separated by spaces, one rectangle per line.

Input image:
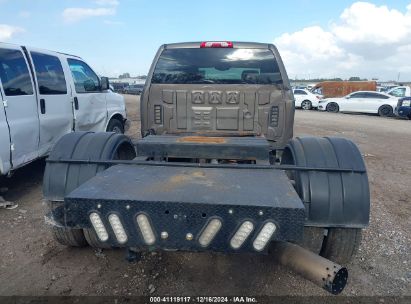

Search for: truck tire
xmin=106 ymin=118 xmax=124 ymax=134
xmin=52 ymin=226 xmax=88 ymax=247
xmin=44 ymin=132 xmax=136 ymax=247
xmin=281 ymin=137 xmax=370 ymax=263
xmin=378 ymin=105 xmax=393 ymax=117
xmin=320 ymin=228 xmax=362 ymax=264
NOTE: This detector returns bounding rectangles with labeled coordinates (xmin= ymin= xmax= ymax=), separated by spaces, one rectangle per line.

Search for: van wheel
xmin=326 ymin=102 xmax=339 ymax=113
xmin=107 ymin=118 xmax=124 ymax=134
xmin=301 ymin=100 xmax=312 ymax=110
xmin=52 ymin=226 xmax=88 ymax=247
xmin=378 ymin=105 xmax=393 ymax=117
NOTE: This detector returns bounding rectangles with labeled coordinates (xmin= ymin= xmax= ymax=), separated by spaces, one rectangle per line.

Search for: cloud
xmin=274 ymin=2 xmax=411 ymax=80
xmin=63 ymin=7 xmax=116 ymax=23
xmin=0 ymin=24 xmax=25 ymax=41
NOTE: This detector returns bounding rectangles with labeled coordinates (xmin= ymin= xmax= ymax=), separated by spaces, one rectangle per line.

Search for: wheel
xmin=106 ymin=118 xmax=124 ymax=134
xmin=281 ymin=137 xmax=370 ymax=264
xmin=52 ymin=226 xmax=88 ymax=247
xmin=44 ymin=132 xmax=136 ymax=247
xmin=301 ymin=100 xmax=312 ymax=110
xmin=321 ymin=228 xmax=362 ymax=264
xmin=378 ymin=105 xmax=393 ymax=117
xmin=326 ymin=102 xmax=339 ymax=113
xmin=83 ymin=228 xmax=111 ymax=248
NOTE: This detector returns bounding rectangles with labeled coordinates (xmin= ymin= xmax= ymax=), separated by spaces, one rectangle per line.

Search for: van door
xmin=0 ymin=44 xmax=39 ymax=170
xmin=66 ymin=58 xmax=107 ymax=132
xmin=0 ymin=83 xmax=11 ymax=175
xmin=27 ymin=49 xmax=73 ymax=155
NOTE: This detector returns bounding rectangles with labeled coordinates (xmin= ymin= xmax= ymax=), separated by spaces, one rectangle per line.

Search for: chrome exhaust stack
xmin=270 ymin=241 xmax=348 ymax=295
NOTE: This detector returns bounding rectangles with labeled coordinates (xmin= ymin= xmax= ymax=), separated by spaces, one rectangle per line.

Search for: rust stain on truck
xmin=177 ymin=136 xmax=226 ymax=144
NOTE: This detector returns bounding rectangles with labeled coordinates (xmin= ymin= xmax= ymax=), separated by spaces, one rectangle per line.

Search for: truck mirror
xmin=100 ymin=77 xmax=110 ymax=91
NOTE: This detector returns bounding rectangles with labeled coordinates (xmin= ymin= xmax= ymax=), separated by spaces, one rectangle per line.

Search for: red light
xmin=200 ymin=41 xmax=233 ymax=48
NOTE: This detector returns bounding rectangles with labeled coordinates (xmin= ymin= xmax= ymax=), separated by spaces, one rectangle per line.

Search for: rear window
xmin=152 ymin=48 xmax=282 ymax=85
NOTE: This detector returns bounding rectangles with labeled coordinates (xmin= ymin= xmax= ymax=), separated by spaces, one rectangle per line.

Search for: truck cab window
xmin=389 ymin=88 xmax=405 ymax=97
xmin=0 ymin=48 xmax=34 ymax=96
xmin=31 ymin=52 xmax=67 ymax=95
xmin=67 ymin=59 xmax=100 ymax=93
xmin=152 ymin=48 xmax=282 ymax=85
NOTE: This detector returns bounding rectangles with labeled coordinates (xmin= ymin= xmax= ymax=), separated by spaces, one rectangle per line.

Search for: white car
xmin=0 ymin=42 xmax=127 ymax=176
xmin=318 ymin=91 xmax=398 ymax=117
xmin=293 ymin=89 xmax=321 ymax=110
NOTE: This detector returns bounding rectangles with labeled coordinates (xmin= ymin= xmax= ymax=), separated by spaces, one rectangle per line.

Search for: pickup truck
xmin=0 ymin=42 xmax=127 ymax=176
xmin=43 ymin=41 xmax=370 ymax=295
xmin=387 ymin=86 xmax=411 ymax=98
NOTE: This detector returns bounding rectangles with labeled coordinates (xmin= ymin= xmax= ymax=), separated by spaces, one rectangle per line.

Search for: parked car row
xmin=294 ymin=87 xmax=411 ymax=119
xmin=0 ymin=42 xmax=127 ymax=176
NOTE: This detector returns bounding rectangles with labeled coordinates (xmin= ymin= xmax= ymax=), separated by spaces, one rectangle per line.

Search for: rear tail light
xmin=253 ymin=222 xmax=277 ymax=251
xmin=136 ymin=214 xmax=156 ymax=245
xmin=108 ymin=214 xmax=128 ymax=244
xmin=154 ymin=105 xmax=163 ymax=124
xmin=270 ymin=106 xmax=279 ymax=127
xmin=198 ymin=218 xmax=222 ymax=247
xmin=200 ymin=41 xmax=233 ymax=48
xmin=230 ymin=220 xmax=254 ymax=249
xmin=90 ymin=213 xmax=109 ymax=242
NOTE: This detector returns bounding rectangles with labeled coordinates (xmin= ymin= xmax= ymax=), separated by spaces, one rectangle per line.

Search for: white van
xmin=0 ymin=43 xmax=127 ymax=176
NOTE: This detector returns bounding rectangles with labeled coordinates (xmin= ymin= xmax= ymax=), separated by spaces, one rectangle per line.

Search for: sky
xmin=1 ymin=0 xmax=411 ymax=81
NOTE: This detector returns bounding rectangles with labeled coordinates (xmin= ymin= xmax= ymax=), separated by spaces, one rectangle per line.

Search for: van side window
xmin=31 ymin=52 xmax=67 ymax=95
xmin=67 ymin=59 xmax=100 ymax=93
xmin=0 ymin=48 xmax=34 ymax=96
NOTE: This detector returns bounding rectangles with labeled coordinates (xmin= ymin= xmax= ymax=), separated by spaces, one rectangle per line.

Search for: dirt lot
xmin=0 ymin=94 xmax=410 ymax=297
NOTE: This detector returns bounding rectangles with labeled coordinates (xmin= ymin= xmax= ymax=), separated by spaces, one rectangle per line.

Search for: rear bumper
xmin=48 ymin=164 xmax=306 ymax=253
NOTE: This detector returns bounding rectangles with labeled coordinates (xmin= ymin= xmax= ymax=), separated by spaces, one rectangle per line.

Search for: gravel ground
xmin=0 ymin=94 xmax=409 ymax=297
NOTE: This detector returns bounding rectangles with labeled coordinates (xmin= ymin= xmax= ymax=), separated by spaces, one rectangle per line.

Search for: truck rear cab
xmin=140 ymin=42 xmax=294 ymax=149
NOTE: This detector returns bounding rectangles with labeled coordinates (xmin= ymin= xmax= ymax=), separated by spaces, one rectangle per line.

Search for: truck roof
xmin=164 ymin=41 xmax=273 ymax=49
